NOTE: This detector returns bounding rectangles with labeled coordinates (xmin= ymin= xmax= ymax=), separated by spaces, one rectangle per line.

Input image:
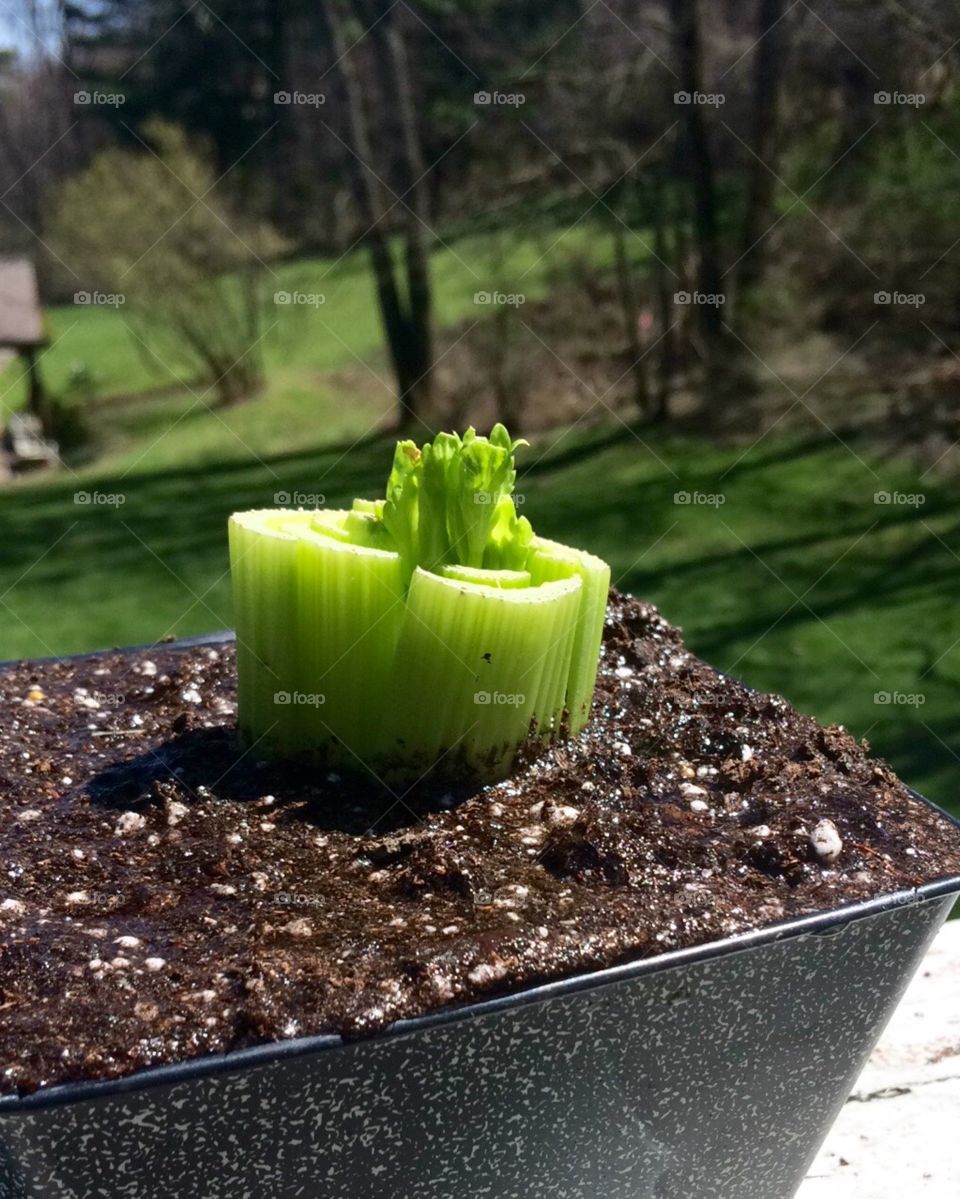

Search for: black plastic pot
xmin=1 ymin=636 xmax=958 ymax=1199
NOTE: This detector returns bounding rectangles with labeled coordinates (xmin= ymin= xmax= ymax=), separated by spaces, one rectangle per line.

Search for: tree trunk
xmin=322 ymin=0 xmax=425 ymax=428
xmin=652 ymin=174 xmax=675 ymax=422
xmin=669 ymin=0 xmax=724 ymax=348
xmin=267 ymin=0 xmax=297 ymax=231
xmin=608 ymin=186 xmax=649 ymax=418
xmin=379 ymin=6 xmax=434 ymax=425
xmin=736 ymin=0 xmax=790 ymax=301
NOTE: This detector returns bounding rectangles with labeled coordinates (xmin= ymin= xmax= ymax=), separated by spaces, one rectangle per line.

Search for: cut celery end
xmin=352 ymin=497 xmax=385 ymax=519
xmin=230 ymin=479 xmax=610 ymax=782
xmin=439 ymin=564 xmax=531 ymax=589
xmin=310 ymin=508 xmax=394 ymax=552
xmin=387 ymin=568 xmax=582 ymax=777
xmin=309 ymin=509 xmax=353 ymax=542
xmin=529 ymin=535 xmax=611 ymax=733
xmin=343 ymin=509 xmax=394 ymax=550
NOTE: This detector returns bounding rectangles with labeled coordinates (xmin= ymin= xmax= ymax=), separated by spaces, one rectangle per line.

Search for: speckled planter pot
xmin=1 ymin=637 xmax=958 ymax=1199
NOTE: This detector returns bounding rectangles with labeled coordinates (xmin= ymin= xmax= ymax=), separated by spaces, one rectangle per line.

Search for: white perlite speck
xmin=811 ymin=818 xmax=843 ymax=864
xmin=114 ymin=811 xmax=146 ymax=836
xmin=144 ymin=957 xmax=166 ymax=972
xmin=281 ymin=918 xmax=313 ymax=938
xmin=1 ymin=898 xmax=26 ymax=915
xmin=546 ymin=804 xmax=580 ymax=828
xmin=166 ymin=800 xmax=189 ymax=827
xmin=467 ymin=962 xmax=509 ymax=986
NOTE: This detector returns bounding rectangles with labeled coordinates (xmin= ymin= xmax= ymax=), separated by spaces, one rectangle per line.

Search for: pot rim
xmin=2 ymin=632 xmax=958 ymax=1115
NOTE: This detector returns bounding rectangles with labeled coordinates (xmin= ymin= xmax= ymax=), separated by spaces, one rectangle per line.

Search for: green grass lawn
xmin=0 ymin=230 xmax=957 ymax=818
xmin=0 ymin=225 xmax=615 ymax=476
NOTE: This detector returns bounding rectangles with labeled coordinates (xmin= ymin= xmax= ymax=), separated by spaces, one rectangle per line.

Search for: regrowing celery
xmin=229 ymin=426 xmax=611 ymax=780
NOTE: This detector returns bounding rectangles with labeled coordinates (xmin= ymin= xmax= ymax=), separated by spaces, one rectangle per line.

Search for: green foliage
xmin=50 ymin=121 xmax=285 ymax=404
xmin=382 ymin=424 xmax=531 ymax=582
xmin=860 ymin=109 xmax=960 ymax=253
xmin=484 ymin=495 xmax=535 ymax=571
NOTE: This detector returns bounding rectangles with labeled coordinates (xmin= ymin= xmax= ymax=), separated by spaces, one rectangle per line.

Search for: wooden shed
xmin=0 ymin=257 xmax=45 ymax=348
xmin=0 ymin=256 xmax=46 ymax=406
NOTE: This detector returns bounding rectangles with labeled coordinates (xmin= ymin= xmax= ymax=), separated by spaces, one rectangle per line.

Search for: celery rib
xmin=388 ymin=569 xmax=582 ymax=775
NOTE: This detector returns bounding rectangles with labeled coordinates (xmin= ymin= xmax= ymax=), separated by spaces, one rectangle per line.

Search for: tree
xmin=736 ymin=0 xmax=791 ymax=301
xmin=51 ymin=121 xmax=284 ymax=405
xmin=322 ymin=0 xmax=434 ymax=431
xmin=669 ymin=0 xmax=724 ymax=349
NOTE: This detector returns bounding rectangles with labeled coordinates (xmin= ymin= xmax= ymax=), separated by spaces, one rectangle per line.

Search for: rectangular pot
xmin=1 ymin=637 xmax=958 ymax=1199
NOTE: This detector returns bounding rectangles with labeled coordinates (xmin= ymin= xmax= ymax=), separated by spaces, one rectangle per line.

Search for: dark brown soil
xmin=2 ymin=591 xmax=959 ymax=1097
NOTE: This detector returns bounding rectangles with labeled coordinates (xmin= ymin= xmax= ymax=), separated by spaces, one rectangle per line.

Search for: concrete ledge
xmin=800 ymin=916 xmax=960 ymax=1197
